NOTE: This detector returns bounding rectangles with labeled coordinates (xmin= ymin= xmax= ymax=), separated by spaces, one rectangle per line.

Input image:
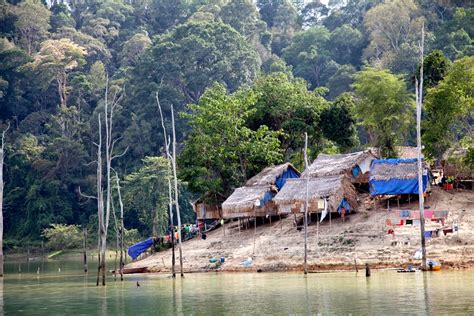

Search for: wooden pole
xmin=303 ymin=132 xmax=309 ymax=275
xmin=83 ymin=228 xmax=88 ymax=273
xmin=0 ymin=122 xmax=9 ymax=277
xmin=416 ymin=23 xmax=427 ymax=271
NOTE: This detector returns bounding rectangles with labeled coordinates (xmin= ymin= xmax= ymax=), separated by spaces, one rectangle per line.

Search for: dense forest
xmin=0 ymin=0 xmax=472 ymax=247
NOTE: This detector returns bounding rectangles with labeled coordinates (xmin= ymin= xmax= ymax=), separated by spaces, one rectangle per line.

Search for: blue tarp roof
xmin=128 ymin=238 xmax=153 ymax=260
xmin=369 ymin=158 xmax=428 ymax=195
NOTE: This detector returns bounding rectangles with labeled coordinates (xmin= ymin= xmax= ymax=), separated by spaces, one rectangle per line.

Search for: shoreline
xmin=126 ymin=188 xmax=474 ymax=275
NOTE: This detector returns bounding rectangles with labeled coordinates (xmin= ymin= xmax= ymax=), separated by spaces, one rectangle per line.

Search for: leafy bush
xmin=42 ymin=224 xmax=82 ymax=250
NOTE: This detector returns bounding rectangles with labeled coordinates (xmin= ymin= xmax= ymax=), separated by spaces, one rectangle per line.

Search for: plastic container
xmin=220 ymin=256 xmax=225 ymax=263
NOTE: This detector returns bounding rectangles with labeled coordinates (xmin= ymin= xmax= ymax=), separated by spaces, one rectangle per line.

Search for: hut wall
xmin=194 ymin=203 xmax=222 ymax=220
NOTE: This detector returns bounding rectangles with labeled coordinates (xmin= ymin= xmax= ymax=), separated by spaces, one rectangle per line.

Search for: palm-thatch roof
xmin=245 ymin=162 xmax=300 ymax=186
xmin=273 ymin=175 xmax=358 ymax=214
xmin=222 ymin=163 xmax=300 ymax=218
xmin=369 ymin=146 xmax=423 ymax=159
xmin=370 ymin=159 xmax=422 ymax=181
xmin=302 ymin=150 xmax=376 ymax=180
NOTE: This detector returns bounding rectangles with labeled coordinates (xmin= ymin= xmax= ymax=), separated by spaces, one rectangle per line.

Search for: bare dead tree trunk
xmin=111 ymin=193 xmax=119 ymax=281
xmin=171 ymin=106 xmax=184 ymax=278
xmin=95 ymin=75 xmax=126 ymax=286
xmin=96 ymin=113 xmax=105 ymax=286
xmin=0 ymin=123 xmax=10 ymax=277
xmin=155 ymin=91 xmax=176 ymax=278
xmin=113 ymin=172 xmax=125 ymax=281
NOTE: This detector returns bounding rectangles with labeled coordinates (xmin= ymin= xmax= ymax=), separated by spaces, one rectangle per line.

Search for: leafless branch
xmin=78 ymin=186 xmax=98 ymax=201
xmin=111 ymin=146 xmax=128 ymax=161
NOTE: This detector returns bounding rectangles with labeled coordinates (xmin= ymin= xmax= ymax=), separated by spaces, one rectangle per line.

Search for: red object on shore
xmin=443 ymin=183 xmax=453 ymax=191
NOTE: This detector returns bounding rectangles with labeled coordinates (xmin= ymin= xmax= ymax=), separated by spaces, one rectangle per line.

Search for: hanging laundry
xmin=424 ymin=210 xmax=434 ymax=219
xmin=399 ymin=210 xmax=410 ymax=218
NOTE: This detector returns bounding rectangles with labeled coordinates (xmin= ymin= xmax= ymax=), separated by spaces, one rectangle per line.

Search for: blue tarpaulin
xmin=275 ymin=167 xmax=300 ymax=190
xmin=337 ymin=198 xmax=353 ymax=214
xmin=369 ymin=159 xmax=428 ymax=195
xmin=128 ymin=238 xmax=154 ymax=260
xmin=352 ymin=165 xmax=361 ymax=177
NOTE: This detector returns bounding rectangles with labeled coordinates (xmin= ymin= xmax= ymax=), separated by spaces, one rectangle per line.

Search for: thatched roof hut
xmin=302 ymin=150 xmax=377 ymax=183
xmin=369 ymin=159 xmax=429 ymax=195
xmin=442 ymin=147 xmax=474 ymax=179
xmin=273 ymin=175 xmax=358 ymax=214
xmin=222 ymin=163 xmax=300 ymax=219
xmin=369 ymin=146 xmax=423 ymax=159
xmin=192 ymin=199 xmax=222 ymax=221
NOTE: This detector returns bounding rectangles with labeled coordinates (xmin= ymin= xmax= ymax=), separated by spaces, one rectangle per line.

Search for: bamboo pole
xmin=416 ymin=23 xmax=427 ymax=271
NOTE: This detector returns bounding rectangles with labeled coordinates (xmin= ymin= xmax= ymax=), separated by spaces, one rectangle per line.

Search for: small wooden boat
xmin=397 ymin=269 xmax=416 ymax=273
xmin=111 ymin=267 xmax=148 ymax=274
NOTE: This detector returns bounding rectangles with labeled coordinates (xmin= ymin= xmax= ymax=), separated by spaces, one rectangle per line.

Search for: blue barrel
xmin=220 ymin=256 xmax=225 ymax=263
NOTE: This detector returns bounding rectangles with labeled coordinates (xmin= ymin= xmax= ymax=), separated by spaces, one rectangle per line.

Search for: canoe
xmin=111 ymin=267 xmax=148 ymax=274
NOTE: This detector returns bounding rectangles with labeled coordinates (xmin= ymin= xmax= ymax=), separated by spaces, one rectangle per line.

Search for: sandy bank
xmin=126 ymin=187 xmax=474 ymax=273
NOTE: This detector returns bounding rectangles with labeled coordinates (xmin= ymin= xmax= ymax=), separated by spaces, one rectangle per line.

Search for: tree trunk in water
xmin=0 ymin=124 xmax=9 ymax=277
xmin=416 ymin=24 xmax=427 ymax=271
xmin=83 ymin=228 xmax=88 ymax=273
xmin=114 ymin=173 xmax=125 ymax=281
xmin=155 ymin=91 xmax=176 ymax=278
xmin=171 ymin=106 xmax=184 ymax=277
xmin=303 ymin=133 xmax=309 ymax=275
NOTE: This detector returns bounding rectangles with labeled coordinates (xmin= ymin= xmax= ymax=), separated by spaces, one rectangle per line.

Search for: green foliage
xmin=0 ymin=0 xmax=472 ymax=246
xmin=353 ymin=67 xmax=414 ymax=157
xmin=320 ymin=93 xmax=358 ymax=150
xmin=363 ymin=0 xmax=426 ymax=74
xmin=42 ymin=223 xmax=82 ymax=250
xmin=123 ymin=156 xmax=170 ymax=237
xmin=423 ymin=56 xmax=474 ymax=159
xmin=249 ymin=73 xmax=327 ymax=158
xmin=179 ymin=83 xmax=284 ymax=202
xmin=419 ymin=50 xmax=451 ymax=89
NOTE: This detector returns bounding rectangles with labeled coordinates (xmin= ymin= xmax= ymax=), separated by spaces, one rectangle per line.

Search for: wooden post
xmin=303 ymin=133 xmax=309 ymax=275
xmin=83 ymin=228 xmax=88 ymax=273
xmin=0 ymin=123 xmax=9 ymax=277
xmin=416 ymin=23 xmax=427 ymax=271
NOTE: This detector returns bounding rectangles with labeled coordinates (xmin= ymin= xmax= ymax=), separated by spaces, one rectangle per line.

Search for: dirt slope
xmin=126 ymin=187 xmax=474 ymax=272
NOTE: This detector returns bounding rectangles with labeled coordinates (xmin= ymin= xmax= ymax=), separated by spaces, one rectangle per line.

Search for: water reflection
xmin=2 ymin=258 xmax=474 ymax=315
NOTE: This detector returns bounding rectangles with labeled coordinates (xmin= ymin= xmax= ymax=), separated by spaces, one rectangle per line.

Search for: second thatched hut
xmin=302 ymin=150 xmax=377 ymax=184
xmin=273 ymin=175 xmax=358 ymax=215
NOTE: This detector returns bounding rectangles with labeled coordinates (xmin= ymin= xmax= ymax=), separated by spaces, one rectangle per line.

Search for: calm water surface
xmin=1 ymin=258 xmax=474 ymax=315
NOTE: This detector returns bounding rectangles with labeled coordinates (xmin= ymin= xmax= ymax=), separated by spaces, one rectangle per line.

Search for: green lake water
xmin=1 ymin=258 xmax=474 ymax=315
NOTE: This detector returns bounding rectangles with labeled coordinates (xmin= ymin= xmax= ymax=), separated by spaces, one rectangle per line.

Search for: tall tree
xmin=13 ymin=0 xmax=51 ymax=55
xmin=32 ymin=39 xmax=87 ymax=109
xmin=179 ymin=83 xmax=283 ymax=202
xmin=320 ymin=93 xmax=357 ymax=150
xmin=130 ymin=21 xmax=261 ymax=106
xmin=282 ymin=26 xmax=337 ymax=88
xmin=363 ymin=0 xmax=426 ymax=73
xmin=422 ymin=56 xmax=474 ymax=160
xmin=353 ymin=67 xmax=414 ymax=157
